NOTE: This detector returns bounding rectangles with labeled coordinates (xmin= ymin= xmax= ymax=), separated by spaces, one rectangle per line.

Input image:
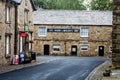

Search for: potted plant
xmin=29 ymin=40 xmax=34 ymax=43
xmin=25 ymin=40 xmax=29 ymax=44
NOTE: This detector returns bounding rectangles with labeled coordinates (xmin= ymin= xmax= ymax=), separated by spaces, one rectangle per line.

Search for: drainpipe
xmin=14 ymin=4 xmax=18 ymax=55
xmin=12 ymin=0 xmax=22 ymax=55
xmin=64 ymin=40 xmax=67 ymax=56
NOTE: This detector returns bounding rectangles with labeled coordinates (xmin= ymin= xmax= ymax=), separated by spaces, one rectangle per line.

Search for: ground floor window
xmin=19 ymin=32 xmax=33 ymax=52
xmin=5 ymin=35 xmax=11 ymax=57
xmin=80 ymin=45 xmax=89 ymax=51
xmin=53 ymin=44 xmax=60 ymax=51
xmin=109 ymin=46 xmax=112 ymax=52
xmin=20 ymin=37 xmax=23 ymax=52
xmin=28 ymin=32 xmax=32 ymax=51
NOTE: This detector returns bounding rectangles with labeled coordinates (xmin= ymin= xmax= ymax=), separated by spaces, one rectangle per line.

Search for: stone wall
xmin=0 ymin=1 xmax=15 ymax=65
xmin=34 ymin=25 xmax=112 ymax=56
xmin=17 ymin=0 xmax=34 ymax=53
xmin=112 ymin=0 xmax=120 ymax=68
xmin=0 ymin=0 xmax=35 ymax=65
xmin=18 ymin=0 xmax=34 ymax=31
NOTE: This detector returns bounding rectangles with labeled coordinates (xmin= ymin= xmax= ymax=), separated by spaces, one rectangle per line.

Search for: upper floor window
xmin=24 ymin=9 xmax=29 ymax=24
xmin=25 ymin=0 xmax=28 ymax=6
xmin=80 ymin=28 xmax=89 ymax=37
xmin=38 ymin=27 xmax=47 ymax=37
xmin=0 ymin=12 xmax=2 ymax=22
xmin=6 ymin=6 xmax=10 ymax=23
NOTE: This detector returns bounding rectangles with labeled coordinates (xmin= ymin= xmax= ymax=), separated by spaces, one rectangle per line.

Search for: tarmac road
xmin=0 ymin=56 xmax=107 ymax=80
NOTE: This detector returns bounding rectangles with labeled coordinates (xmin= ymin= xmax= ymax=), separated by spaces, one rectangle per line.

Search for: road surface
xmin=0 ymin=56 xmax=107 ymax=80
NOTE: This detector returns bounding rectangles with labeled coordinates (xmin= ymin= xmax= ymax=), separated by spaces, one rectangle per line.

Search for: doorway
xmin=98 ymin=46 xmax=104 ymax=56
xmin=44 ymin=45 xmax=50 ymax=55
xmin=71 ymin=45 xmax=77 ymax=56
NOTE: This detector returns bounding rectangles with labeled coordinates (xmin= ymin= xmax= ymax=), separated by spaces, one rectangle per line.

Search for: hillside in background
xmin=34 ymin=0 xmax=86 ymax=10
xmin=34 ymin=0 xmax=112 ymax=10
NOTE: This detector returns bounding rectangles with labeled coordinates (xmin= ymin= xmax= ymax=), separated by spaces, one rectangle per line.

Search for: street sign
xmin=24 ymin=25 xmax=29 ymax=32
xmin=20 ymin=32 xmax=27 ymax=38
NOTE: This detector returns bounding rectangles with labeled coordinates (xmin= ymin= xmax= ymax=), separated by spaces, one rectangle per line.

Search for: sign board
xmin=24 ymin=25 xmax=29 ymax=32
xmin=20 ymin=32 xmax=27 ymax=38
xmin=47 ymin=29 xmax=80 ymax=33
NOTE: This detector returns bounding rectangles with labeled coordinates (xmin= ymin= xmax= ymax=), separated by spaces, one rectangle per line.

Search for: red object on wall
xmin=20 ymin=32 xmax=27 ymax=38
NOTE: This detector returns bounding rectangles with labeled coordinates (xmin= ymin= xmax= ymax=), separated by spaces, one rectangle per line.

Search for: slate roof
xmin=34 ymin=10 xmax=112 ymax=25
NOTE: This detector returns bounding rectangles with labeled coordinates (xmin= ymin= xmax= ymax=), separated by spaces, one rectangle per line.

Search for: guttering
xmin=10 ymin=0 xmax=22 ymax=5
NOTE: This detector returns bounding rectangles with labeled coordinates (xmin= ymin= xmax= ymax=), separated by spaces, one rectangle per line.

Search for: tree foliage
xmin=34 ymin=0 xmax=113 ymax=10
xmin=34 ymin=0 xmax=87 ymax=10
xmin=90 ymin=0 xmax=113 ymax=10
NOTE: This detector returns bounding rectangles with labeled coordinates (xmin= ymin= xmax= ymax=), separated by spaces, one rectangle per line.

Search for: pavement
xmin=0 ymin=56 xmax=120 ymax=80
xmin=0 ymin=56 xmax=62 ymax=74
xmin=102 ymin=70 xmax=120 ymax=80
xmin=86 ymin=60 xmax=120 ymax=80
xmin=0 ymin=60 xmax=42 ymax=74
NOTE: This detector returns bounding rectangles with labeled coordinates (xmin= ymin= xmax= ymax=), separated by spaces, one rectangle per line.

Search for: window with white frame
xmin=80 ymin=28 xmax=89 ymax=37
xmin=28 ymin=32 xmax=32 ymax=51
xmin=5 ymin=35 xmax=11 ymax=57
xmin=24 ymin=8 xmax=29 ymax=24
xmin=80 ymin=45 xmax=89 ymax=51
xmin=6 ymin=6 xmax=10 ymax=23
xmin=38 ymin=27 xmax=46 ymax=37
xmin=109 ymin=46 xmax=112 ymax=52
xmin=53 ymin=44 xmax=60 ymax=51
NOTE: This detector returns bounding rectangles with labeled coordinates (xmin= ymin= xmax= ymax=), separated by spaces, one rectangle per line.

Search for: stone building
xmin=0 ymin=0 xmax=15 ymax=65
xmin=34 ymin=10 xmax=112 ymax=57
xmin=112 ymin=0 xmax=120 ymax=68
xmin=0 ymin=0 xmax=36 ymax=65
xmin=17 ymin=0 xmax=36 ymax=54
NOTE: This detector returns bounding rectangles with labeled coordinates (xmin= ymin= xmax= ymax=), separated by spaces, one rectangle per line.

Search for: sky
xmin=84 ymin=0 xmax=91 ymax=3
xmin=83 ymin=0 xmax=92 ymax=10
